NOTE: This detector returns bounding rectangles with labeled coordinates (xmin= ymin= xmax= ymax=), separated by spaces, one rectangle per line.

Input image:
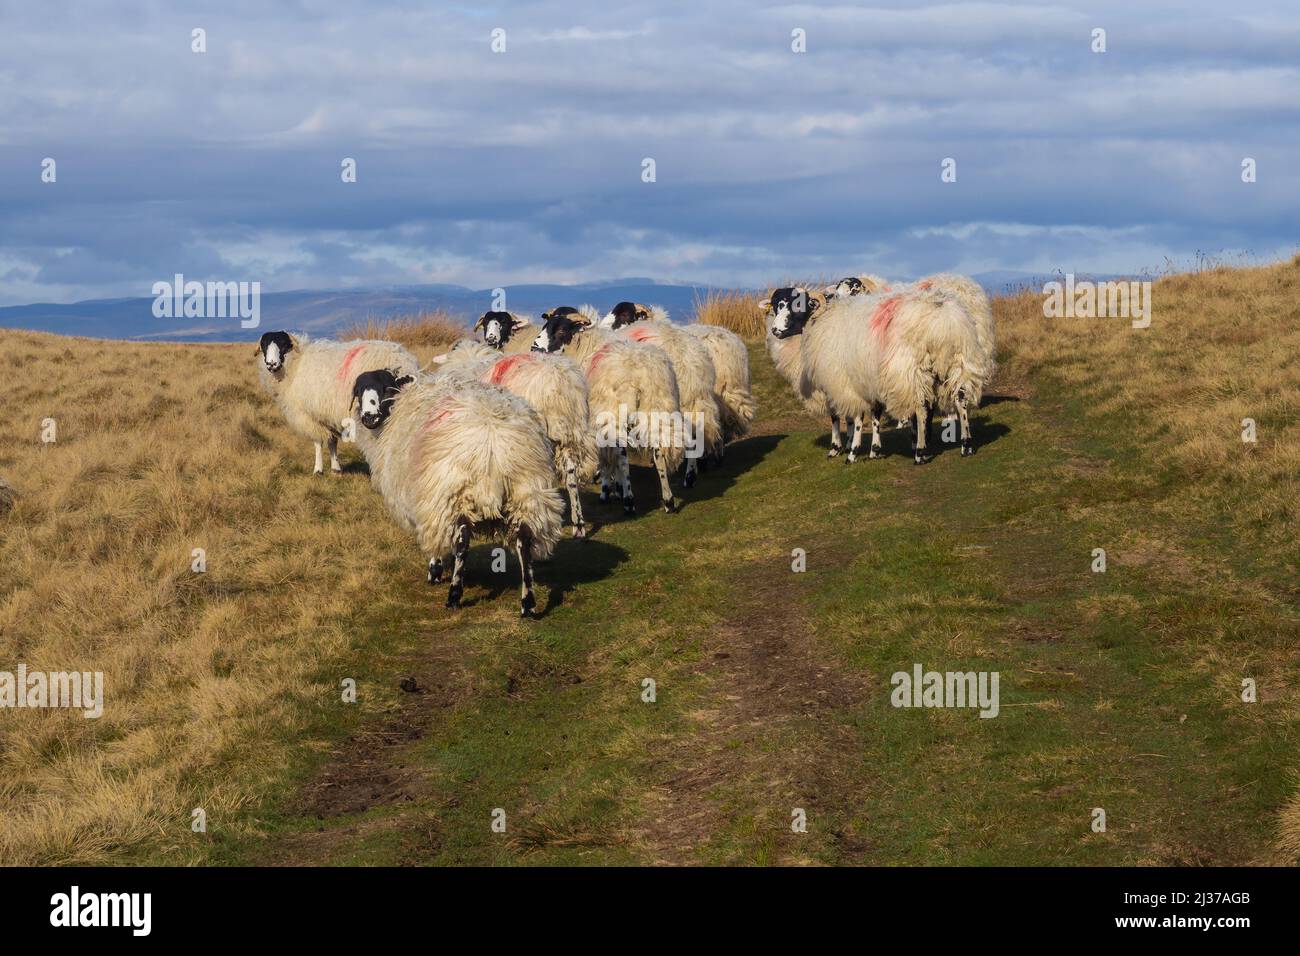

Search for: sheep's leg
xmin=327 ymin=433 xmax=342 ymax=474
xmin=956 ymin=388 xmax=973 ymax=457
xmin=598 ymin=458 xmax=612 ymax=503
xmin=445 ymin=521 xmax=470 ymax=609
xmin=846 ymin=416 xmax=865 ymax=463
xmin=827 ymin=413 xmax=843 ymax=458
xmin=682 ymin=453 xmax=698 ymax=489
xmin=620 ymin=448 xmax=635 ymax=516
xmin=312 ymin=441 xmax=324 ymax=475
xmin=515 ymin=526 xmax=537 ymax=618
xmin=913 ymin=406 xmax=932 ymax=465
xmin=653 ymin=448 xmax=676 ymax=513
xmin=868 ymin=401 xmax=885 ymax=459
xmin=564 ymin=453 xmax=586 ymax=538
xmin=428 ymin=557 xmax=443 ymax=585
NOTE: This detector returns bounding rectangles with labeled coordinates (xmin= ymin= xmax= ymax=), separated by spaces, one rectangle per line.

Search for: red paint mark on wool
xmin=626 ymin=326 xmax=657 ymax=344
xmin=486 ymin=353 xmax=531 ymax=387
xmin=870 ymin=295 xmax=904 ymax=340
xmin=916 ymin=279 xmax=934 ymax=290
xmin=586 ymin=345 xmax=613 ymax=377
xmin=337 ymin=344 xmax=366 ymax=387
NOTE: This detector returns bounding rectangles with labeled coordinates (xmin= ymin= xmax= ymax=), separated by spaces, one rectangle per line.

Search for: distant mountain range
xmin=0 ymin=272 xmax=1136 ymax=342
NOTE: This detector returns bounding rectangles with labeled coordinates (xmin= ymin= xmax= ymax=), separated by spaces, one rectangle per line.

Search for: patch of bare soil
xmin=631 ymin=545 xmax=875 ymax=865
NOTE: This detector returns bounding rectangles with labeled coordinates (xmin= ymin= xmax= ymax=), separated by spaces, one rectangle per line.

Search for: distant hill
xmin=0 ymin=272 xmax=1139 ymax=342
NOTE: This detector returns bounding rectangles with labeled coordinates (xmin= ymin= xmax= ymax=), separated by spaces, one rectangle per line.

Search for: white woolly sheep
xmin=761 ymin=288 xmax=851 ymax=456
xmin=256 ymin=331 xmax=418 ymax=475
xmin=532 ymin=306 xmax=684 ymax=515
xmin=349 ymin=367 xmax=564 ymax=617
xmin=769 ymin=286 xmax=989 ymax=463
xmin=431 ymin=338 xmax=599 ymax=538
xmin=598 ymin=301 xmax=720 ymax=485
xmin=832 ymin=273 xmax=996 ymax=383
xmin=683 ymin=322 xmax=757 ymax=456
xmin=473 ymin=310 xmax=536 ymax=354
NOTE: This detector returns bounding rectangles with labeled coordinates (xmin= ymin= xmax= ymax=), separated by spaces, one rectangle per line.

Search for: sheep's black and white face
xmin=599 ymin=301 xmax=646 ymax=330
xmin=259 ymin=331 xmax=294 ymax=372
xmin=765 ymin=288 xmax=818 ymax=338
xmin=478 ymin=311 xmax=514 ymax=348
xmin=829 ymin=276 xmax=865 ymax=299
xmin=351 ymin=368 xmax=413 ymax=430
xmin=532 ymin=308 xmax=588 ymax=353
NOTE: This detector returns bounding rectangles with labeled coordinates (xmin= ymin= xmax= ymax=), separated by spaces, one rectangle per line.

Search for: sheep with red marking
xmin=432 ymin=339 xmax=598 ymax=537
xmin=256 ymin=331 xmax=418 ymax=474
xmin=597 ymin=302 xmax=720 ymax=485
xmin=531 ymin=306 xmax=684 ymax=515
xmin=768 ymin=286 xmax=988 ymax=463
xmin=348 ymin=367 xmax=563 ymax=617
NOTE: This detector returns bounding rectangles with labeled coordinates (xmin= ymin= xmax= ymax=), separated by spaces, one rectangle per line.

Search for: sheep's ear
xmin=393 ymin=375 xmax=414 ymax=389
xmin=539 ymin=309 xmax=553 ymax=321
xmin=758 ymin=298 xmax=771 ymax=311
xmin=510 ymin=313 xmax=531 ymax=331
xmin=807 ymin=297 xmax=821 ymax=316
xmin=573 ymin=316 xmax=592 ymax=329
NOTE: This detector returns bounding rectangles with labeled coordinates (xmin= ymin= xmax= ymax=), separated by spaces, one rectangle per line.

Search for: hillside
xmin=0 ymin=259 xmax=1297 ymax=865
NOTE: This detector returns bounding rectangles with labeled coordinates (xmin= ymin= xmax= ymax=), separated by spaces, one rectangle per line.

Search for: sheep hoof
xmin=961 ymin=443 xmax=974 ymax=457
xmin=445 ymin=587 xmax=463 ymax=609
xmin=827 ymin=447 xmax=841 ymax=459
xmin=914 ymin=454 xmax=931 ymax=465
xmin=428 ymin=570 xmax=443 ymax=585
xmin=520 ymin=594 xmax=537 ymax=618
xmin=662 ymin=498 xmax=676 ymax=514
xmin=623 ymin=501 xmax=636 ymax=516
xmin=312 ymin=467 xmax=324 ymax=476
xmin=572 ymin=524 xmax=587 ymax=539
xmin=868 ymin=448 xmax=883 ymax=460
xmin=682 ymin=471 xmax=696 ymax=489
xmin=846 ymin=452 xmax=858 ymax=464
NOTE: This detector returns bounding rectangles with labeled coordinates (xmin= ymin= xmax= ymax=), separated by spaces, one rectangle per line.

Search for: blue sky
xmin=1 ymin=0 xmax=1297 ymax=305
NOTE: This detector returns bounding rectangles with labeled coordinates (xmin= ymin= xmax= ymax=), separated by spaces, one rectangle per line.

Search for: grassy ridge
xmin=1 ymin=259 xmax=1297 ymax=864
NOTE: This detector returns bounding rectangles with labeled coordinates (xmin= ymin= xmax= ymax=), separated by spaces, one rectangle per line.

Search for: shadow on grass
xmin=455 ymin=536 xmax=631 ymax=615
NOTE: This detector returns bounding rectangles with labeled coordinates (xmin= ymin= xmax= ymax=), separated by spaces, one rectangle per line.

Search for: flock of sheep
xmin=254 ymin=273 xmax=993 ymax=617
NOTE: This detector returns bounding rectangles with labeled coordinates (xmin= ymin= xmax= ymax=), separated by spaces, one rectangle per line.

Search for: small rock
xmin=399 ymin=676 xmax=420 ymax=693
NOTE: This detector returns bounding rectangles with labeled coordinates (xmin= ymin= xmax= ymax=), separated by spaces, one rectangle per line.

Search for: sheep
xmin=912 ymin=273 xmax=996 ymax=382
xmin=348 ymin=367 xmax=564 ymax=617
xmin=682 ymin=322 xmax=757 ymax=457
xmin=431 ymin=338 xmax=598 ymax=538
xmin=762 ymin=288 xmax=848 ymax=457
xmin=824 ymin=274 xmax=891 ymax=300
xmin=831 ymin=273 xmax=996 ymax=382
xmin=474 ymin=310 xmax=536 ymax=354
xmin=597 ymin=301 xmax=720 ymax=485
xmin=531 ymin=307 xmax=684 ymax=515
xmin=256 ymin=331 xmax=418 ymax=475
xmin=769 ymin=287 xmax=988 ymax=463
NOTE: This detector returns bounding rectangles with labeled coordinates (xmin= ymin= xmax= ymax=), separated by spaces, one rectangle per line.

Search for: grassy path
xmin=197 ymin=342 xmax=1297 ymax=866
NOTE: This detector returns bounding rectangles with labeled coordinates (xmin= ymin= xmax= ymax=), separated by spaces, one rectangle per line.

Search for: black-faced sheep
xmin=531 ymin=307 xmax=683 ymax=515
xmin=349 ymin=368 xmax=563 ymax=617
xmin=256 ymin=331 xmax=418 ymax=475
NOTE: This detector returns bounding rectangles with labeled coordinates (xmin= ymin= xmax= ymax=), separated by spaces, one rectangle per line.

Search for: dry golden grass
xmin=997 ymin=256 xmax=1300 ymax=542
xmin=691 ymin=289 xmax=766 ymax=339
xmin=341 ymin=309 xmax=467 ymax=351
xmin=0 ymin=330 xmax=417 ymax=864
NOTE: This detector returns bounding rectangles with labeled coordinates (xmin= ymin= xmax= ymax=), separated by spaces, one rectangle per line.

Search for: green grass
xmin=136 ymin=341 xmax=1298 ymax=866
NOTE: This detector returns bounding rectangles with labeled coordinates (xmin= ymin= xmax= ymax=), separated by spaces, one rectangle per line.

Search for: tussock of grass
xmin=342 ymin=310 xmax=467 ymax=351
xmin=691 ymin=289 xmax=766 ymax=340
